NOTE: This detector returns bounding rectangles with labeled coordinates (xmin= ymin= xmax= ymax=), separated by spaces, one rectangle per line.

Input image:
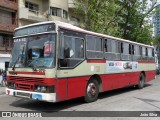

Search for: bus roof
xmin=15 ymin=21 xmax=153 ymax=48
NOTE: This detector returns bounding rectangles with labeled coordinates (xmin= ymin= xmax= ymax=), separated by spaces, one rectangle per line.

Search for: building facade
xmin=18 ymin=0 xmax=69 ymax=26
xmin=0 ymin=0 xmax=18 ymax=70
xmin=0 ymin=0 xmax=81 ymax=70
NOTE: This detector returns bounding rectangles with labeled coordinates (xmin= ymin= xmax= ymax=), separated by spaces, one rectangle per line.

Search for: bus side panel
xmin=68 ymin=76 xmax=88 ymax=100
xmin=102 ymin=73 xmax=130 ymax=91
xmin=145 ymin=70 xmax=156 ymax=82
xmin=117 ymin=73 xmax=131 ymax=88
xmin=56 ymin=78 xmax=67 ymax=102
xmin=102 ymin=74 xmax=117 ymax=91
xmin=102 ymin=72 xmax=141 ymax=92
xmin=130 ymin=72 xmax=140 ymax=85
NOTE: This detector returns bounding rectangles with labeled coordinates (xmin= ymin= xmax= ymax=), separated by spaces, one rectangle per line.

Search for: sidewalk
xmin=0 ymin=86 xmax=6 ymax=95
xmin=0 ymin=75 xmax=7 ymax=95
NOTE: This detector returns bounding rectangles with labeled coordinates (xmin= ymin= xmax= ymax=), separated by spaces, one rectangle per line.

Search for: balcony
xmin=19 ymin=7 xmax=69 ymax=23
xmin=49 ymin=15 xmax=69 ymax=23
xmin=19 ymin=7 xmax=48 ymax=22
xmin=0 ymin=0 xmax=18 ymax=10
xmin=0 ymin=47 xmax=12 ymax=54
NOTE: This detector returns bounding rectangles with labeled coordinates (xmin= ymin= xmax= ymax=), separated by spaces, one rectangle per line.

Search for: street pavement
xmin=0 ymin=86 xmax=5 ymax=96
xmin=0 ymin=76 xmax=160 ymax=120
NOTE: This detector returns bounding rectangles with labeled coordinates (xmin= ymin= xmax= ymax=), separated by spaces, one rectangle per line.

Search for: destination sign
xmin=14 ymin=23 xmax=55 ymax=37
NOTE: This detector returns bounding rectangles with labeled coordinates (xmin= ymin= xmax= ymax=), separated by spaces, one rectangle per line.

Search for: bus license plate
xmin=32 ymin=94 xmax=42 ymax=100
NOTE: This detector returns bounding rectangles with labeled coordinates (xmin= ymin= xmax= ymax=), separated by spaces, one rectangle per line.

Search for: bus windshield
xmin=10 ymin=34 xmax=56 ymax=68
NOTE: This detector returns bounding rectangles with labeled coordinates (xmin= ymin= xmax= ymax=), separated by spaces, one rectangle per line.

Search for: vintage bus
xmin=6 ymin=21 xmax=156 ymax=103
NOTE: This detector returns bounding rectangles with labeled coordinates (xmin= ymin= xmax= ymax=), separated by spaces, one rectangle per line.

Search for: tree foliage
xmin=74 ymin=0 xmax=157 ymax=44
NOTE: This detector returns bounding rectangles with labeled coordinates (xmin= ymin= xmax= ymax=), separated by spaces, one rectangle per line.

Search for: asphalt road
xmin=0 ymin=76 xmax=160 ymax=120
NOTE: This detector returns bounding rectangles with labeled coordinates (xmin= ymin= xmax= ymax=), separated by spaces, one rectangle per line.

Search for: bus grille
xmin=16 ymin=83 xmax=34 ymax=91
xmin=8 ymin=76 xmax=44 ymax=91
xmin=8 ymin=76 xmax=44 ymax=83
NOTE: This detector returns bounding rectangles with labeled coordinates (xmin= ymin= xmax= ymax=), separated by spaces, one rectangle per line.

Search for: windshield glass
xmin=10 ymin=34 xmax=56 ymax=68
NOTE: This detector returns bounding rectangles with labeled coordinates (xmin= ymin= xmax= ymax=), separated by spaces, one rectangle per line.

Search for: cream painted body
xmin=7 ymin=68 xmax=56 ymax=78
xmin=57 ymin=61 xmax=156 ymax=78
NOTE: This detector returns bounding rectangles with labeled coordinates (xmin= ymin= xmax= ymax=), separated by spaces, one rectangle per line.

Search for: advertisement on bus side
xmin=106 ymin=61 xmax=138 ymax=72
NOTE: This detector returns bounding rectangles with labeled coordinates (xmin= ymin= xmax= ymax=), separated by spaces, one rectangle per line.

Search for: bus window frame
xmin=86 ymin=35 xmax=104 ymax=60
xmin=104 ymin=39 xmax=121 ymax=60
xmin=58 ymin=33 xmax=85 ymax=69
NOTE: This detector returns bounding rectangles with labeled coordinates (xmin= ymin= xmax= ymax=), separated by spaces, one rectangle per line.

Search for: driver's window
xmin=59 ymin=34 xmax=84 ymax=68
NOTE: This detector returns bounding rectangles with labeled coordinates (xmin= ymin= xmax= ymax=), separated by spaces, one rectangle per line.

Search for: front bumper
xmin=6 ymin=88 xmax=56 ymax=102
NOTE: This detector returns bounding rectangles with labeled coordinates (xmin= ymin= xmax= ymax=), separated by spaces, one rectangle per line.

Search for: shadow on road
xmin=99 ymin=83 xmax=151 ymax=99
xmin=9 ymin=83 xmax=152 ymax=112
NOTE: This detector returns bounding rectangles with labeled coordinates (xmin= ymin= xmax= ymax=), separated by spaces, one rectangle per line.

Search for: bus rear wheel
xmin=138 ymin=73 xmax=145 ymax=89
xmin=84 ymin=78 xmax=99 ymax=103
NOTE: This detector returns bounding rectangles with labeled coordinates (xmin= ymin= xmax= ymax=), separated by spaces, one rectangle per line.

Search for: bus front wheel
xmin=138 ymin=73 xmax=145 ymax=89
xmin=84 ymin=78 xmax=99 ymax=103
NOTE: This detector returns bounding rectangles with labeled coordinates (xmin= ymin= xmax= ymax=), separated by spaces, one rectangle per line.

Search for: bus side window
xmin=59 ymin=32 xmax=85 ymax=68
xmin=121 ymin=42 xmax=123 ymax=53
xmin=128 ymin=44 xmax=134 ymax=55
xmin=104 ymin=39 xmax=107 ymax=52
xmin=139 ymin=46 xmax=142 ymax=56
xmin=129 ymin=44 xmax=131 ymax=54
xmin=152 ymin=49 xmax=155 ymax=57
xmin=59 ymin=35 xmax=72 ymax=67
xmin=132 ymin=45 xmax=135 ymax=55
xmin=86 ymin=35 xmax=103 ymax=59
xmin=145 ymin=48 xmax=148 ymax=56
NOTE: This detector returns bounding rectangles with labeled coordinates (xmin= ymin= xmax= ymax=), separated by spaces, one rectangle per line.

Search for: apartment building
xmin=0 ymin=0 xmax=81 ymax=70
xmin=18 ymin=0 xmax=69 ymax=26
xmin=0 ymin=0 xmax=18 ymax=70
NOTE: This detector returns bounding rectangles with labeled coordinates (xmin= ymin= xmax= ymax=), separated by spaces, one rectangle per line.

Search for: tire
xmin=84 ymin=78 xmax=99 ymax=103
xmin=138 ymin=73 xmax=145 ymax=89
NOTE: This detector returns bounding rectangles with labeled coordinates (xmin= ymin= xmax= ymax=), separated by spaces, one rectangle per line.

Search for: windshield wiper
xmin=28 ymin=63 xmax=37 ymax=71
xmin=32 ymin=66 xmax=37 ymax=71
xmin=12 ymin=45 xmax=25 ymax=70
xmin=12 ymin=55 xmax=20 ymax=70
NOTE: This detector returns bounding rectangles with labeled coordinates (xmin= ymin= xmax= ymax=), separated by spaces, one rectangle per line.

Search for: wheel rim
xmin=87 ymin=83 xmax=97 ymax=98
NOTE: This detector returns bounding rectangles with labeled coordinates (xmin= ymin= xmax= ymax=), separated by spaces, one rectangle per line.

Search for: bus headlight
xmin=8 ymin=82 xmax=16 ymax=89
xmin=41 ymin=86 xmax=47 ymax=93
xmin=34 ymin=85 xmax=47 ymax=93
xmin=34 ymin=85 xmax=54 ymax=93
xmin=37 ymin=86 xmax=41 ymax=92
xmin=34 ymin=85 xmax=42 ymax=92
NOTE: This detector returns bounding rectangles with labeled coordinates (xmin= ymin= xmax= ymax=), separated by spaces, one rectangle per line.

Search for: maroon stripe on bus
xmin=87 ymin=60 xmax=106 ymax=63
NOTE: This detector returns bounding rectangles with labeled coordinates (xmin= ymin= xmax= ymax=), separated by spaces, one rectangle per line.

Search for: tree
xmin=116 ymin=0 xmax=157 ymax=44
xmin=74 ymin=0 xmax=119 ymax=34
xmin=73 ymin=0 xmax=157 ymax=44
